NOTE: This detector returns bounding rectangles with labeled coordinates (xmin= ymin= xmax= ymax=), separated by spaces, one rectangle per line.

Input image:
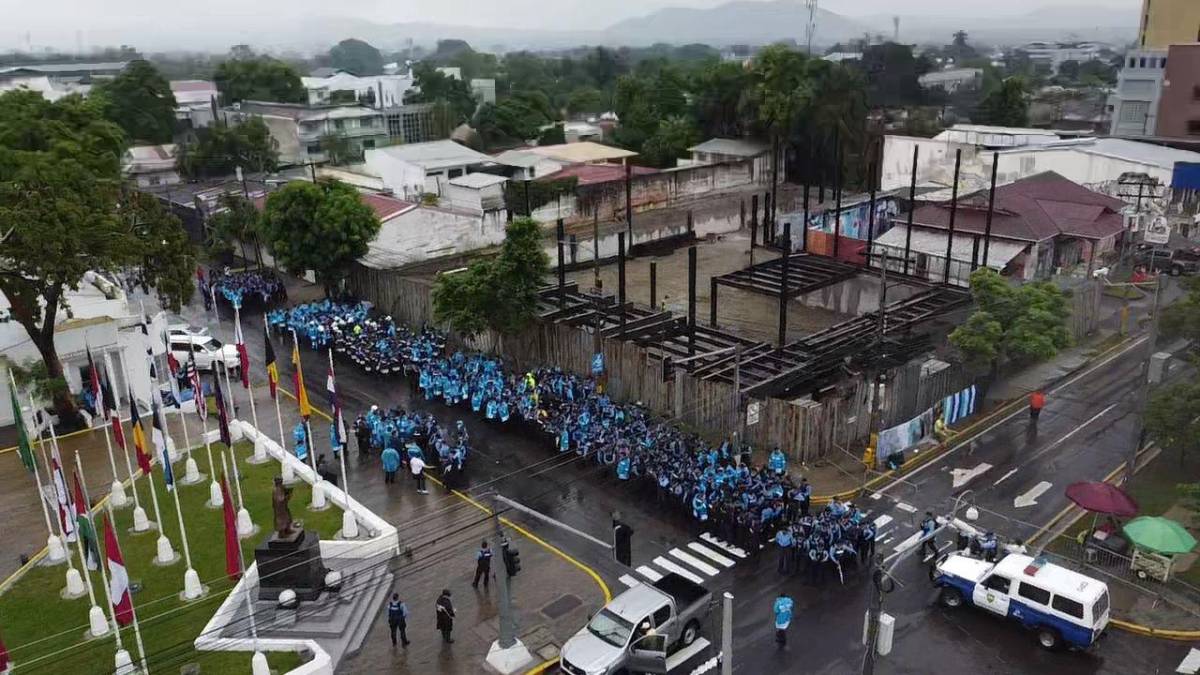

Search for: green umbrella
xmin=1123 ymin=516 xmax=1198 ymax=555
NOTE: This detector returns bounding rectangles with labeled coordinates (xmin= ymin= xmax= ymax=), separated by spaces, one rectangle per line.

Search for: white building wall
xmin=364 ymin=207 xmax=507 ymax=267
xmin=992 ymin=148 xmax=1176 ymax=191
xmin=881 ymin=135 xmax=984 ymax=192
xmin=363 ymin=150 xmax=428 ymax=200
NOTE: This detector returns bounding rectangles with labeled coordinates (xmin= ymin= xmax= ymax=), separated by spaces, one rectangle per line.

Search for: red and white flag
xmin=221 ymin=475 xmax=241 ymax=580
xmin=103 ymin=514 xmax=134 ymax=626
xmin=50 ymin=443 xmax=76 ymax=542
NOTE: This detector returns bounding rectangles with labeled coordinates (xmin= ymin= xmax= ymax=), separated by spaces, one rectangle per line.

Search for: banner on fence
xmin=876 ymin=384 xmax=980 ymax=467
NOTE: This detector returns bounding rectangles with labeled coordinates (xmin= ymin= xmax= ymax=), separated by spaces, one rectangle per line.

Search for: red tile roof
xmin=909 ymin=172 xmax=1127 ymax=242
xmin=539 ymin=163 xmax=657 ymax=186
xmin=252 ymin=190 xmax=416 ymax=222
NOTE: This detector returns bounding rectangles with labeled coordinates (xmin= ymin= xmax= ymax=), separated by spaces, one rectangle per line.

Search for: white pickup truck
xmin=559 ymin=573 xmax=712 ymax=675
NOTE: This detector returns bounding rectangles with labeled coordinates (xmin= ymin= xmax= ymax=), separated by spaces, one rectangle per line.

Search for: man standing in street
xmin=436 ymin=589 xmax=456 ymax=643
xmin=411 ymin=452 xmax=428 ymax=494
xmin=920 ymin=511 xmax=938 ymax=561
xmin=387 ymin=593 xmax=410 ymax=647
xmin=382 ymin=445 xmax=400 ymax=484
xmin=472 ymin=540 xmax=493 ymax=589
xmin=773 ymin=592 xmax=794 ymax=646
xmin=1029 ymin=389 xmax=1045 ymax=424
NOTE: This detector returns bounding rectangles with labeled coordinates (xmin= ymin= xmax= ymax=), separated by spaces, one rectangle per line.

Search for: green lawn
xmin=1 ymin=441 xmax=344 ymax=674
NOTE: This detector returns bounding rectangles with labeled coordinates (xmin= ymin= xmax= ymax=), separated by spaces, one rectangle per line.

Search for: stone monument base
xmin=254 ymin=528 xmax=327 ymax=601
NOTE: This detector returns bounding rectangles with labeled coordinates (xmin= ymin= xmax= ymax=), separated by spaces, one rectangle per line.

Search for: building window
xmin=362 ymin=139 xmax=375 ymax=150
xmin=1188 ymin=120 xmax=1200 ymax=136
xmin=1129 ymin=57 xmax=1136 ymax=68
xmin=1120 ymin=101 xmax=1150 ymax=124
xmin=448 ymin=168 xmax=463 ymax=178
xmin=1140 ymin=57 xmax=1147 ymax=68
xmin=334 ymin=119 xmax=345 ymax=131
xmin=306 ymin=143 xmax=322 ymax=155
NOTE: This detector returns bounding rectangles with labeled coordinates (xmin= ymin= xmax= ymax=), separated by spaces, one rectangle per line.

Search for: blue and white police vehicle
xmin=933 ymin=551 xmax=1110 ymax=650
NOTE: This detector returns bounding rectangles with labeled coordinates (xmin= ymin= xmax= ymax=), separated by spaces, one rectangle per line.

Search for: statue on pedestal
xmin=273 ymin=477 xmax=295 ymax=538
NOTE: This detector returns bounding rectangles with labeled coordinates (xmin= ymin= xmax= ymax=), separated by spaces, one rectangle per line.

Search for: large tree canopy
xmin=406 ymin=64 xmax=478 ymax=124
xmin=975 ymin=76 xmax=1030 ymax=127
xmin=0 ymin=90 xmax=195 ymax=421
xmin=949 ymin=268 xmax=1071 ymax=370
xmin=93 ymin=59 xmax=178 ymax=144
xmin=176 ymin=117 xmax=278 ymax=179
xmin=259 ymin=180 xmax=381 ymax=295
xmin=214 ymin=57 xmax=305 ymax=104
xmin=329 ymin=38 xmax=384 ymax=76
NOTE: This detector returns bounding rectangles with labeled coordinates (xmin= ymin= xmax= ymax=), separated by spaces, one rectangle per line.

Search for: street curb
xmin=809 ymin=335 xmax=1137 ymax=506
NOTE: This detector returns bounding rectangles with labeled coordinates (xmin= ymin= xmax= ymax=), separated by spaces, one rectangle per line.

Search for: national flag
xmin=221 ymin=475 xmax=240 ymax=580
xmin=291 ymin=337 xmax=311 ymax=419
xmin=152 ymin=401 xmax=173 ymax=490
xmin=234 ymin=318 xmax=251 ymax=389
xmin=50 ymin=444 xmax=76 ymax=542
xmin=7 ymin=379 xmax=33 ymax=472
xmin=187 ymin=352 xmax=207 ymax=421
xmin=327 ymin=367 xmax=346 ymax=449
xmin=164 ymin=350 xmax=182 ymax=409
xmin=100 ymin=370 xmax=117 ymax=417
xmin=196 ymin=266 xmax=206 ymax=285
xmin=166 ymin=351 xmax=180 ymax=378
xmin=264 ymin=326 xmax=279 ymax=400
xmin=214 ymin=370 xmax=232 ymax=447
xmin=72 ymin=472 xmax=101 ymax=571
xmin=111 ymin=408 xmax=126 ymax=452
xmin=0 ymin=629 xmax=9 ymax=671
xmin=87 ymin=348 xmax=105 ymax=416
xmin=130 ymin=392 xmax=152 ymax=476
xmin=102 ymin=514 xmax=134 ymax=626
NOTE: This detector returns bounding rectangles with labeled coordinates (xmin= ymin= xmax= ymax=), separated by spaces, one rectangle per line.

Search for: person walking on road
xmin=1029 ymin=390 xmax=1045 ymax=424
xmin=411 ymin=453 xmax=428 ymax=494
xmin=387 ymin=593 xmax=410 ymax=647
xmin=773 ymin=592 xmax=794 ymax=646
xmin=920 ymin=511 xmax=939 ymax=561
xmin=382 ymin=445 xmax=400 ymax=484
xmin=436 ymin=589 xmax=456 ymax=643
xmin=472 ymin=540 xmax=493 ymax=589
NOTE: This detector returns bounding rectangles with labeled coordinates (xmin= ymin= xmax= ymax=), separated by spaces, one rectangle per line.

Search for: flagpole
xmin=189 ymin=337 xmax=224 ymax=509
xmin=170 ymin=350 xmax=201 ymax=485
xmin=221 ymin=451 xmax=269 ymax=675
xmin=104 ymin=499 xmax=149 ymax=675
xmin=265 ymin=315 xmax=293 ymax=485
xmin=292 ymin=328 xmax=326 ymax=510
xmin=329 ymin=348 xmax=358 ymax=539
xmin=14 ymin=375 xmax=66 ymax=563
xmin=38 ymin=433 xmax=86 ymax=597
xmin=227 ymin=443 xmax=256 ymax=538
xmin=89 ymin=345 xmax=127 ymax=508
xmin=153 ymin=386 xmax=202 ymax=600
xmin=134 ymin=387 xmax=175 ymax=565
xmin=114 ymin=354 xmax=151 ymax=533
xmin=235 ymin=306 xmax=266 ymax=464
xmin=68 ymin=451 xmax=108 ymax=638
xmin=89 ymin=487 xmax=131 ymax=675
xmin=101 ymin=353 xmax=135 ymax=512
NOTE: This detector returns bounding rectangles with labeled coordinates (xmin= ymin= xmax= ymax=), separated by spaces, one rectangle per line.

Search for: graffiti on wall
xmin=776 ymin=196 xmax=899 ymax=250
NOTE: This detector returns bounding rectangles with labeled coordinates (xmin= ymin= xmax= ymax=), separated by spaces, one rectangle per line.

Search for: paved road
xmin=174 ymin=290 xmax=1195 ymax=675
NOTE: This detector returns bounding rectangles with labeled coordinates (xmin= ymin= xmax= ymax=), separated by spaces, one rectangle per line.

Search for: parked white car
xmin=168 ymin=333 xmax=239 ymax=373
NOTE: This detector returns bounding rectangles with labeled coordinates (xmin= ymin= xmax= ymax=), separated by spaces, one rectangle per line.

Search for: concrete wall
xmin=1157 ymin=44 xmax=1200 ymax=139
xmin=993 ymin=148 xmax=1176 ymax=193
xmin=362 ymin=206 xmax=507 ymax=269
xmin=881 ymin=135 xmax=986 ymax=192
xmin=363 ymin=150 xmax=427 ymax=200
xmin=566 ymin=160 xmax=762 ymax=227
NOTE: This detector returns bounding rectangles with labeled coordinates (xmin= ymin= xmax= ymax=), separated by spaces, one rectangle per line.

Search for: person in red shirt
xmin=1029 ymin=390 xmax=1046 ymax=423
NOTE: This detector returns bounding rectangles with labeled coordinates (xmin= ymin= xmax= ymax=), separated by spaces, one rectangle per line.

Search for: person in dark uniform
xmin=436 ymin=589 xmax=456 ymax=643
xmin=472 ymin=540 xmax=493 ymax=589
xmin=920 ymin=512 xmax=939 ymax=560
xmin=387 ymin=593 xmax=410 ymax=647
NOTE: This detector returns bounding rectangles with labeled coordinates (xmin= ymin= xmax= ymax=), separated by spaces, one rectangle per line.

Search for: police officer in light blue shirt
xmin=692 ymin=492 xmax=708 ymax=521
xmin=775 ymin=527 xmax=795 ymax=575
xmin=617 ymin=455 xmax=631 ymax=481
xmin=768 ymin=446 xmax=787 ymax=476
xmin=773 ymin=593 xmax=794 ymax=645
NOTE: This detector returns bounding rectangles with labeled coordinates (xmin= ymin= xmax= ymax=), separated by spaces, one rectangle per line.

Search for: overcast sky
xmin=2 ymin=0 xmax=1140 ymax=50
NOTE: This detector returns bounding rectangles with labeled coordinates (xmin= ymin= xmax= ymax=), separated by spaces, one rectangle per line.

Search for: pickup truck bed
xmin=653 ymin=574 xmax=709 ymax=611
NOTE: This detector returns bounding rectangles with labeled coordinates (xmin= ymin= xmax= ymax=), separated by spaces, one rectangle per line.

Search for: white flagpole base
xmin=114 ymin=648 xmax=134 ymax=675
xmin=282 ymin=459 xmax=297 ymax=485
xmin=154 ymin=535 xmax=177 ymax=565
xmin=341 ymin=511 xmax=360 ymax=539
xmin=88 ymin=605 xmax=110 ymax=637
xmin=309 ymin=481 xmax=328 ymax=511
xmin=208 ymin=480 xmax=225 ymax=508
xmin=236 ymin=508 xmax=256 ymax=538
xmin=181 ymin=458 xmax=203 ymax=485
xmin=46 ymin=534 xmax=67 ymax=563
xmin=109 ymin=480 xmax=129 ymax=508
xmin=183 ymin=568 xmax=203 ymax=600
xmin=251 ymin=651 xmax=270 ymax=675
xmin=131 ymin=507 xmax=151 ymax=533
xmin=166 ymin=437 xmax=180 ymax=464
xmin=63 ymin=567 xmax=87 ymax=598
xmin=248 ymin=434 xmax=270 ymax=464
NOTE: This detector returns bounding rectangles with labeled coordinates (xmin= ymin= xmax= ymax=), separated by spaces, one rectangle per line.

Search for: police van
xmin=933 ymin=551 xmax=1110 ymax=650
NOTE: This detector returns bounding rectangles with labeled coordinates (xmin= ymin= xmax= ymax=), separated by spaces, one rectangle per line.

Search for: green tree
xmin=205 ymin=194 xmax=260 ymax=262
xmin=1145 ymin=379 xmax=1200 ymax=463
xmin=537 ymin=124 xmax=566 ymax=146
xmin=0 ymin=91 xmax=195 ymax=422
xmin=407 ymin=63 xmax=478 ymax=124
xmin=949 ymin=268 xmax=1071 ymax=371
xmin=1162 ymin=277 xmax=1200 ymax=344
xmin=975 ymin=77 xmax=1030 ymax=127
xmin=473 ymin=99 xmax=548 ymax=148
xmin=432 ymin=217 xmax=549 ymax=336
xmin=859 ymin=42 xmax=925 ymax=108
xmin=93 ymin=59 xmax=177 ymax=144
xmin=213 ymin=58 xmax=305 ymax=104
xmin=329 ymin=38 xmax=384 ymax=75
xmin=691 ymin=61 xmax=751 ymax=138
xmin=259 ymin=180 xmax=381 ymax=296
xmin=566 ymin=87 xmax=607 ymax=115
xmin=319 ymin=132 xmax=356 ymax=165
xmin=641 ymin=115 xmax=699 ymax=168
xmin=176 ymin=117 xmax=278 ymax=179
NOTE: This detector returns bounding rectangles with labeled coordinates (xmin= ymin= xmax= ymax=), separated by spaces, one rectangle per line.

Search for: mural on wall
xmin=775 ymin=196 xmax=899 ymax=251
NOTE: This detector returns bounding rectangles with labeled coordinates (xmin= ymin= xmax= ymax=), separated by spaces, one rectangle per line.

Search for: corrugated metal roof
xmin=368 ymin=140 xmax=492 ymax=171
xmin=874 ymin=226 xmax=1027 ymax=268
xmin=525 ymin=141 xmax=637 ymax=164
xmin=688 ymin=137 xmax=769 ymax=157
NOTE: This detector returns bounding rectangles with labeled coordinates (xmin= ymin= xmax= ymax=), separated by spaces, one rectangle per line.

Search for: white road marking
xmin=688 ymin=650 xmax=721 ymax=675
xmin=670 ymin=548 xmax=720 ymax=576
xmin=880 ymin=536 xmax=894 ymax=545
xmin=951 ymin=463 xmax=993 ymax=488
xmin=876 ymin=529 xmax=893 ymax=541
xmin=668 ymin=637 xmax=710 ymax=671
xmin=893 ymin=531 xmax=923 ymax=554
xmin=1023 ymin=403 xmax=1119 ymax=465
xmin=1014 ymin=481 xmax=1053 ymax=508
xmin=687 ymin=542 xmax=736 ymax=568
xmin=873 ymin=514 xmax=894 ymax=529
xmin=636 ymin=565 xmax=663 ymax=582
xmin=992 ymin=468 xmax=1019 ymax=487
xmin=870 ymin=492 xmax=882 ymax=500
xmin=896 ymin=502 xmax=917 ymax=513
xmin=619 ymin=574 xmax=641 ymax=588
xmin=653 ymin=556 xmax=706 ymax=585
xmin=1175 ymin=647 xmax=1200 ymax=674
xmin=700 ymin=532 xmax=748 ymax=558
xmin=874 ymin=336 xmax=1147 ymax=496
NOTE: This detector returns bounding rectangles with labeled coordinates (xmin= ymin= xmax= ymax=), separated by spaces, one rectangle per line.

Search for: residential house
xmin=491 ymin=149 xmax=564 ymax=180
xmin=523 ymin=141 xmax=637 ymax=166
xmin=363 ymin=139 xmax=495 ymax=199
xmin=357 ymin=192 xmax=508 ymax=270
xmin=562 ymin=121 xmax=604 ymax=143
xmin=1018 ymin=42 xmax=1108 ymax=74
xmin=170 ymin=80 xmax=218 ymax=129
xmin=381 ymin=102 xmax=441 ymax=144
xmin=442 ymin=172 xmax=508 ymax=214
xmin=470 ymin=78 xmax=496 ymax=105
xmin=918 ymin=68 xmax=983 ymax=93
xmin=687 ymin=137 xmax=776 ymax=180
xmin=1155 ymin=44 xmax=1200 ymax=139
xmin=872 ymin=172 xmax=1128 ymax=286
xmin=123 ymin=144 xmax=180 ymax=188
xmin=301 ymin=70 xmax=414 ymax=108
xmin=221 ymin=101 xmax=387 ymax=166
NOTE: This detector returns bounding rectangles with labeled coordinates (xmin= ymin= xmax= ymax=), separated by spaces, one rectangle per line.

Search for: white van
xmin=934 ymin=552 xmax=1110 ymax=650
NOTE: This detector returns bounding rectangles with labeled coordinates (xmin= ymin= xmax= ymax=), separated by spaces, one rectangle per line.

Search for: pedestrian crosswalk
xmin=619 ymin=533 xmax=748 ymax=589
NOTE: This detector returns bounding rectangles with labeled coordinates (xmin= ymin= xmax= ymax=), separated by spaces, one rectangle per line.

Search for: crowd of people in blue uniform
xmin=268 ymin=301 xmax=443 ymax=375
xmin=208 ymin=268 xmax=287 ymax=308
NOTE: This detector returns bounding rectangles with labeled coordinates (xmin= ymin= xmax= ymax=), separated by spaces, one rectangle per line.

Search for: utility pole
xmin=721 ymin=591 xmax=734 ymax=675
xmin=1125 ymin=277 xmax=1162 ymax=486
xmin=485 ymin=495 xmax=535 ymax=673
xmin=731 ymin=344 xmax=743 ymax=446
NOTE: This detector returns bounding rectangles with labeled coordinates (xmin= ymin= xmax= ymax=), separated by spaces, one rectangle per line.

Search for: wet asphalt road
xmin=172 ymin=290 xmax=1196 ymax=675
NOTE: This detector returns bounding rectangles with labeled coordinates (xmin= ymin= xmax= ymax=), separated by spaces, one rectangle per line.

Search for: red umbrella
xmin=1066 ymin=481 xmax=1139 ymax=517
